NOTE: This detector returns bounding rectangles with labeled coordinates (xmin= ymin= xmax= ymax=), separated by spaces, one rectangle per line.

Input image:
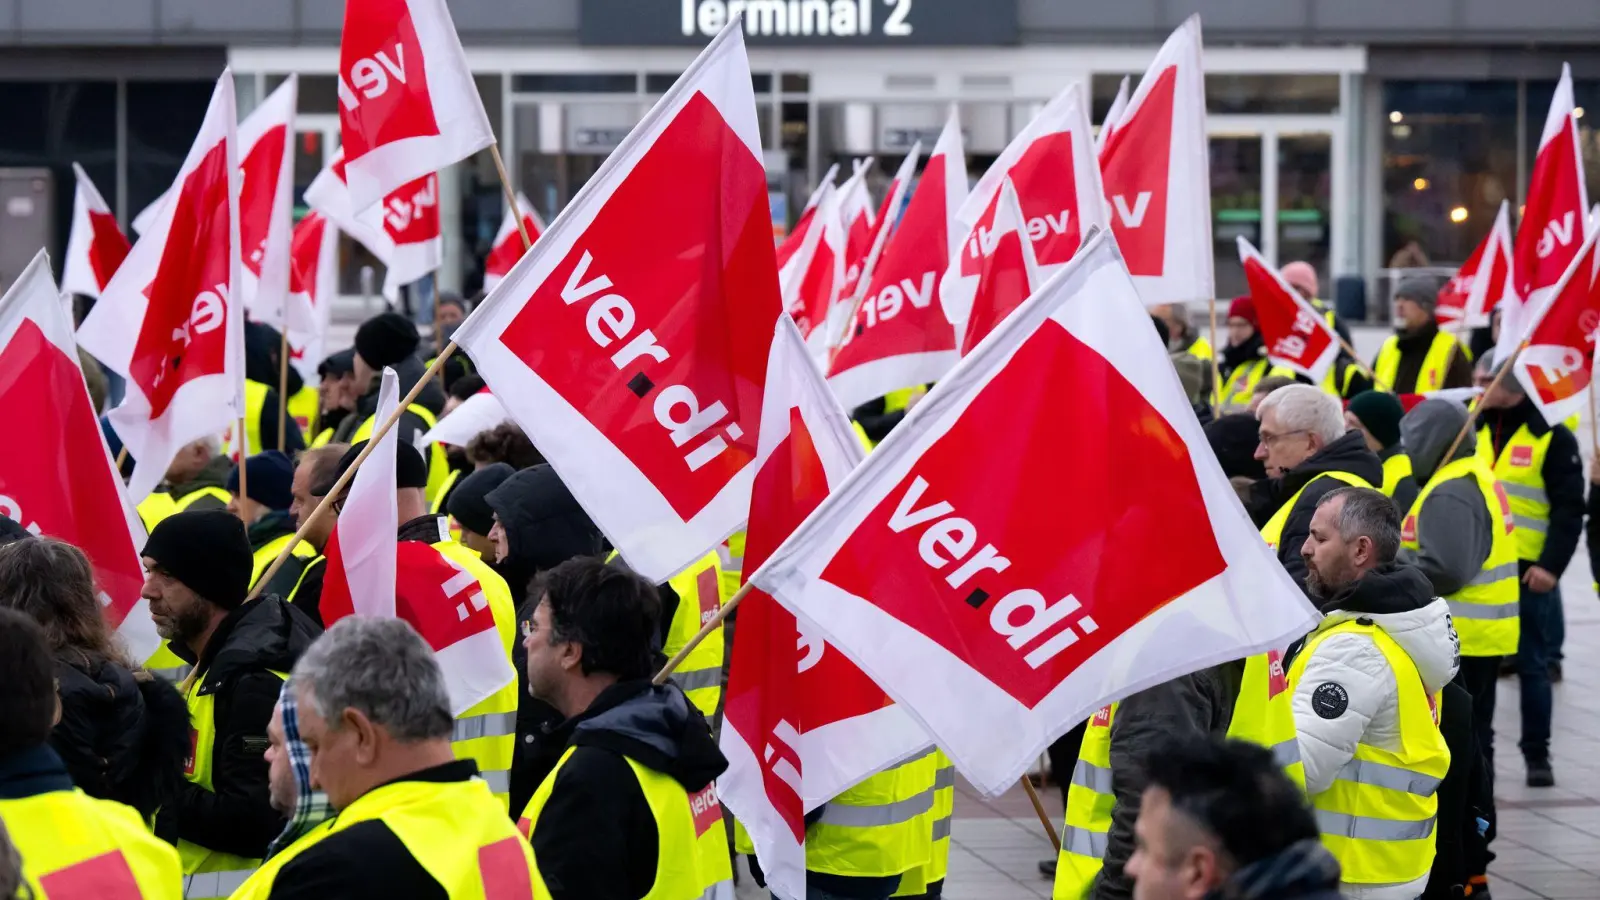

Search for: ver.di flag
xmin=723 ymin=319 xmax=931 ymax=900
xmin=1510 ymin=222 xmax=1600 ymax=427
xmin=77 ymin=71 xmax=243 ymax=505
xmin=0 ymin=251 xmax=156 ymax=663
xmin=1099 ymin=15 xmax=1213 ymax=306
xmin=837 ymin=159 xmax=879 ymax=301
xmin=1238 ymin=236 xmax=1339 ymax=384
xmin=751 ymin=231 xmax=1319 ymax=794
xmin=452 ymin=20 xmax=783 ymax=583
xmin=782 ymin=181 xmax=845 ymax=356
xmin=956 ymin=178 xmax=1044 ymax=355
xmin=304 ymin=149 xmax=443 ymax=301
xmin=776 ymin=162 xmax=840 ymax=276
xmin=839 ymin=148 xmax=918 ymax=316
xmin=1436 ymin=200 xmax=1511 ymax=332
xmin=285 ymin=210 xmax=340 ymax=394
xmin=337 ymin=0 xmax=494 ymax=212
xmin=483 ymin=193 xmax=545 ymax=291
xmin=62 ymin=163 xmax=131 ymax=299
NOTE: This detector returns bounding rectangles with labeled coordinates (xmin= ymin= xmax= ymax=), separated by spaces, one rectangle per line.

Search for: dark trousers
xmin=1047 ymin=721 xmax=1088 ymax=807
xmin=1518 ymin=585 xmax=1560 ymax=762
xmin=1454 ymin=655 xmax=1501 ymax=776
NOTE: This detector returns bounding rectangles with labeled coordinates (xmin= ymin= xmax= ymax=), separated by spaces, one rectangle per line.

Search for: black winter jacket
xmin=1243 ymin=429 xmax=1385 ymax=591
xmin=156 ymin=596 xmax=320 ymax=860
xmin=51 ymin=654 xmax=189 ymax=819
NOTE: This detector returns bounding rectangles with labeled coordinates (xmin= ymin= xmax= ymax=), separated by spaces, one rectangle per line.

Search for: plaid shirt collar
xmin=266 ymin=678 xmax=335 ymax=859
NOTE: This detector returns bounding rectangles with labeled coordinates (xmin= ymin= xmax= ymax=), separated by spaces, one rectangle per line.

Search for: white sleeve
xmin=1292 ymin=632 xmax=1396 ymax=796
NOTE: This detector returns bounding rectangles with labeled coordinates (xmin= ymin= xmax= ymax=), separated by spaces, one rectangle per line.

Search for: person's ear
xmin=560 ymin=639 xmax=584 ymax=674
xmin=1182 ymin=844 xmax=1222 ymax=898
xmin=1353 ymin=534 xmax=1373 ymax=567
xmin=346 ymin=708 xmax=381 ymax=765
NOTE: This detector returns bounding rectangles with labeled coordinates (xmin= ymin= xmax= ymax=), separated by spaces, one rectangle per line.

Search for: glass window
xmin=0 ymin=81 xmax=117 ymax=271
xmin=265 ymin=74 xmax=340 ymax=114
xmin=126 ymin=80 xmax=216 ymax=220
xmin=512 ymin=73 xmax=637 ymax=94
xmin=1382 ymin=80 xmax=1518 ymax=267
xmin=1279 ymin=134 xmax=1333 ymax=293
xmin=780 ymin=73 xmax=809 ymax=94
xmin=1210 ymin=136 xmax=1263 ymax=300
xmin=1524 ymin=79 xmax=1600 ymax=219
xmin=1206 ymin=74 xmax=1340 ymax=115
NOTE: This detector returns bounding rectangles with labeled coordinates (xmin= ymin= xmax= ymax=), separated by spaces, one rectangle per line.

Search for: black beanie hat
xmin=314 ymin=439 xmax=429 ymax=496
xmin=1204 ymin=413 xmax=1268 ymax=481
xmin=142 ymin=511 xmax=253 ymax=610
xmin=447 ymin=463 xmax=514 ymax=536
xmin=1347 ymin=390 xmax=1405 ymax=449
xmin=226 ymin=450 xmax=296 ymax=512
xmin=318 ymin=348 xmax=355 ymax=379
xmin=354 ymin=312 xmax=420 ymax=370
xmin=0 ymin=516 xmax=33 ymax=547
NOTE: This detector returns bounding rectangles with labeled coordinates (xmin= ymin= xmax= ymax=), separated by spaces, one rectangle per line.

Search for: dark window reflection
xmin=0 ymin=81 xmax=117 ymax=275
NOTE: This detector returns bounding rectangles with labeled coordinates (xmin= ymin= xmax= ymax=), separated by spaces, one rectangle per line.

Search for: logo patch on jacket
xmin=1401 ymin=514 xmax=1417 ymax=544
xmin=1267 ymin=650 xmax=1288 ymax=698
xmin=1312 ymin=682 xmax=1348 ymax=719
xmin=1092 ymin=705 xmax=1111 ymax=727
xmin=1510 ymin=445 xmax=1534 ymax=467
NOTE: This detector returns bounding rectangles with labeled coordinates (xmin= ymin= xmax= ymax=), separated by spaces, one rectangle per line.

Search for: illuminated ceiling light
xmin=1450 ymin=206 xmax=1469 ymax=224
xmin=1413 ymin=177 xmax=1429 ymax=191
xmin=1576 ymin=107 xmax=1586 ymax=119
xmin=1389 ymin=110 xmax=1404 ymax=123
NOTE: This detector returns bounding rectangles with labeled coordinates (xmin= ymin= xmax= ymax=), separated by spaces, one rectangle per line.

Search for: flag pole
xmin=1020 ymin=776 xmax=1062 ymax=852
xmin=431 ymin=271 xmax=444 ymax=392
xmin=236 ymin=414 xmax=249 ymax=506
xmin=1438 ymin=340 xmax=1526 ymax=467
xmin=277 ymin=328 xmax=290 ymax=452
xmin=1208 ymin=296 xmax=1221 ymax=417
xmin=1336 ymin=333 xmax=1382 ymax=390
xmin=489 ymin=144 xmax=534 ymax=252
xmin=247 ymin=343 xmax=459 ymax=601
xmin=115 ymin=446 xmax=129 ymax=472
xmin=654 ymin=581 xmax=754 ymax=685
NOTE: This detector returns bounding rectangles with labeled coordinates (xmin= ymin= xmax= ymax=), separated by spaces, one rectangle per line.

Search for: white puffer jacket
xmin=1290 ymin=566 xmax=1459 ymax=900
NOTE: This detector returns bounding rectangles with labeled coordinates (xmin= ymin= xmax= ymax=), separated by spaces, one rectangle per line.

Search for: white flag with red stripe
xmin=1436 ymin=201 xmax=1511 ymax=332
xmin=286 ymin=210 xmax=341 ymax=391
xmin=957 ymin=179 xmax=1044 ymax=356
xmin=0 ymin=251 xmax=156 ymax=662
xmin=304 ymin=150 xmax=442 ymax=301
xmin=1096 ymin=76 xmax=1131 ymax=159
xmin=828 ymin=112 xmax=966 ymax=411
xmin=62 ymin=164 xmax=131 ymax=299
xmin=836 ymin=145 xmax=920 ymax=335
xmin=1511 ymin=222 xmax=1600 ymax=426
xmin=776 ymin=163 xmax=839 ymax=278
xmin=452 ymin=21 xmax=783 ymax=583
xmin=77 ymin=72 xmax=243 ymax=505
xmin=723 ymin=319 xmax=931 ymax=899
xmin=238 ymin=75 xmax=306 ymax=334
xmin=1238 ymin=237 xmax=1339 ymax=383
xmin=1100 ymin=15 xmax=1213 ymax=306
xmin=323 ymin=368 xmax=401 ymax=620
xmin=751 ymin=232 xmax=1318 ymax=794
xmin=337 ymin=0 xmax=494 ymax=213
xmin=941 ymin=82 xmax=1106 ymax=331
xmin=837 ymin=160 xmax=878 ymax=299
xmin=483 ymin=194 xmax=545 ymax=291
xmin=783 ymin=182 xmax=847 ymax=358
xmin=422 ymin=388 xmax=510 ymax=448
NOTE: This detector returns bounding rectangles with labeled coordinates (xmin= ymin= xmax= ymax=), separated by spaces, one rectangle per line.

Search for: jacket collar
xmin=0 ymin=745 xmax=75 ymax=800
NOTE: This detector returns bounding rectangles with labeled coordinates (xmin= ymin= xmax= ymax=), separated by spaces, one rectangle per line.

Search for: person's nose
xmin=1253 ymin=442 xmax=1268 ymax=461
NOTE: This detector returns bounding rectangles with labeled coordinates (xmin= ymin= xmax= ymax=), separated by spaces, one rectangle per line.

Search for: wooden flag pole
xmin=236 ymin=414 xmax=249 ymax=503
xmin=489 ymin=144 xmax=534 ymax=252
xmin=1021 ymin=776 xmax=1062 ymax=852
xmin=431 ymin=271 xmax=444 ymax=391
xmin=247 ymin=344 xmax=459 ymax=601
xmin=277 ymin=327 xmax=290 ymax=452
xmin=1438 ymin=340 xmax=1526 ymax=467
xmin=115 ymin=446 xmax=129 ymax=471
xmin=1208 ymin=296 xmax=1222 ymax=417
xmin=1335 ymin=333 xmax=1383 ymax=390
xmin=653 ymin=580 xmax=755 ymax=685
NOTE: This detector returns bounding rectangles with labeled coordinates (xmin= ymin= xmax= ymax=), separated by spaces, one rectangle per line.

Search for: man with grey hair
xmin=1247 ymin=384 xmax=1383 ymax=591
xmin=229 ymin=617 xmax=535 ymax=899
xmin=1289 ymin=486 xmax=1458 ymax=899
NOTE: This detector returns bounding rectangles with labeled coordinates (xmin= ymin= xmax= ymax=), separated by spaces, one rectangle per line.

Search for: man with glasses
xmin=1244 ymin=385 xmax=1383 ymax=592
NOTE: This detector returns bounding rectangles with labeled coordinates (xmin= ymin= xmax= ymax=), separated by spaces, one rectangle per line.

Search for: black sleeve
xmin=172 ymin=671 xmax=287 ymax=859
xmin=1442 ymin=347 xmax=1475 ymax=390
xmin=1242 ymin=476 xmax=1285 ymax=529
xmin=1589 ymin=482 xmax=1600 ymax=585
xmin=851 ymin=398 xmax=906 ymax=445
xmin=257 ymin=388 xmax=306 ymax=455
xmin=530 ymin=748 xmax=657 ymax=900
xmin=1537 ymin=427 xmax=1585 ymax=576
xmin=1391 ymin=477 xmax=1420 ymax=521
xmin=1341 ymin=365 xmax=1373 ymax=399
xmin=288 ymin=558 xmax=325 ymax=628
xmin=268 ymin=821 xmax=444 ymax=900
xmin=657 ymin=582 xmax=680 ymax=651
xmin=1276 ymin=479 xmax=1342 ymax=592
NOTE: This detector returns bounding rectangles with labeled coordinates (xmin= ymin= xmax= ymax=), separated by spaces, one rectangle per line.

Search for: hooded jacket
xmin=243 ymin=322 xmax=306 ymax=454
xmin=157 ymin=596 xmax=321 ymax=860
xmin=331 ymin=354 xmax=444 ymax=449
xmin=526 ymin=681 xmax=728 ymax=900
xmin=51 ymin=654 xmax=189 ymax=820
xmin=1203 ymin=839 xmax=1344 ymax=900
xmin=1398 ymin=399 xmax=1493 ymax=597
xmin=1244 ymin=429 xmax=1385 ymax=591
xmin=1287 ymin=564 xmax=1458 ymax=900
xmin=1477 ymin=396 xmax=1584 ymax=573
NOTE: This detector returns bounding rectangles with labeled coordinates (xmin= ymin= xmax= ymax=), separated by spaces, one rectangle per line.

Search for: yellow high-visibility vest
xmin=433 ymin=539 xmax=520 ymax=810
xmin=808 ymin=750 xmax=935 ymax=879
xmin=1260 ymin=471 xmax=1373 ymax=550
xmin=352 ymin=404 xmax=451 ymax=508
xmin=1476 ymin=423 xmax=1553 ymax=561
xmin=248 ymin=531 xmax=319 ymax=598
xmin=894 ymin=750 xmax=955 ymax=895
xmin=663 ymin=550 xmax=730 ymax=718
xmin=137 ymin=485 xmax=232 ymax=534
xmin=0 ymin=785 xmax=183 ymax=900
xmin=1373 ymin=331 xmax=1466 ymax=394
xmin=1380 ymin=453 xmax=1413 ymax=499
xmin=1214 ymin=358 xmax=1293 ymax=410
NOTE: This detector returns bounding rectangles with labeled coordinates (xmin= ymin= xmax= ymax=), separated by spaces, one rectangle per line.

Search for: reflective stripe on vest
xmin=1261 ymin=471 xmax=1373 ymax=549
xmin=1477 ymin=423 xmax=1553 ymax=561
xmin=1401 ymin=456 xmax=1519 ymax=656
xmin=1053 ymin=706 xmax=1114 ymax=900
xmin=1286 ymin=618 xmax=1449 ymax=887
xmin=433 ymin=540 xmax=520 ymax=810
xmin=664 ymin=550 xmax=729 ymax=718
xmin=1216 ymin=358 xmax=1268 ymax=409
xmin=1226 ymin=651 xmax=1306 ymax=790
xmin=451 ymin=711 xmax=517 ymax=742
xmin=809 ymin=752 xmax=935 ymax=879
xmin=352 ymin=405 xmax=452 ymax=507
xmin=893 ymin=751 xmax=956 ymax=897
xmin=144 ymin=641 xmax=193 ymax=684
xmin=1380 ymin=453 xmax=1412 ymax=498
xmin=1373 ymin=330 xmax=1463 ymax=394
xmin=0 ymin=787 xmax=184 ymax=900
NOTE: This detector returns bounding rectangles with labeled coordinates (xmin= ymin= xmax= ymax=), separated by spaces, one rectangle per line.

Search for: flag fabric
xmin=0 ymin=251 xmax=156 ymax=662
xmin=1238 ymin=237 xmax=1340 ymax=383
xmin=286 ymin=210 xmax=340 ymax=389
xmin=483 ymin=193 xmax=545 ymax=291
xmin=828 ymin=112 xmax=967 ymax=411
xmin=1436 ymin=201 xmax=1511 ymax=332
xmin=1099 ymin=15 xmax=1213 ymax=306
xmin=1510 ymin=225 xmax=1600 ymax=427
xmin=1095 ymin=76 xmax=1131 ymax=159
xmin=304 ymin=149 xmax=442 ymax=301
xmin=750 ymin=231 xmax=1319 ymax=795
xmin=941 ymin=82 xmax=1105 ymax=332
xmin=319 ymin=367 xmax=514 ymax=715
xmin=1513 ymin=63 xmax=1590 ymax=315
xmin=957 ymin=179 xmax=1044 ymax=355
xmin=840 ymin=149 xmax=917 ymax=308
xmin=237 ymin=75 xmax=306 ymax=335
xmin=451 ymin=21 xmax=783 ymax=583
xmin=77 ymin=72 xmax=243 ymax=505
xmin=422 ymin=388 xmax=510 ymax=448
xmin=837 ymin=160 xmax=879 ymax=299
xmin=337 ymin=0 xmax=495 ymax=212
xmin=776 ymin=163 xmax=839 ymax=275
xmin=62 ymin=164 xmax=131 ymax=299
xmin=722 ymin=319 xmax=931 ymax=900
xmin=782 ymin=182 xmax=848 ymax=358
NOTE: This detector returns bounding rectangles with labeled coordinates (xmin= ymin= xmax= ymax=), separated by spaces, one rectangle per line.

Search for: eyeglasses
xmin=1257 ymin=429 xmax=1310 ymax=447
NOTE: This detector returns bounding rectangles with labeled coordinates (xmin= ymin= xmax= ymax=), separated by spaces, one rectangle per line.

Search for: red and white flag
xmin=62 ymin=164 xmax=131 ymax=299
xmin=77 ymin=72 xmax=243 ymax=504
xmin=320 ymin=368 xmax=513 ymax=713
xmin=0 ymin=251 xmax=156 ymax=662
xmin=829 ymin=112 xmax=967 ymax=411
xmin=1238 ymin=237 xmax=1339 ymax=384
xmin=722 ymin=319 xmax=931 ymax=899
xmin=837 ymin=160 xmax=878 ymax=298
xmin=237 ymin=76 xmax=308 ymax=335
xmin=286 ymin=210 xmax=340 ymax=390
xmin=1096 ymin=76 xmax=1131 ymax=160
xmin=1512 ymin=64 xmax=1589 ymax=323
xmin=783 ymin=182 xmax=848 ymax=358
xmin=452 ymin=22 xmax=783 ymax=583
xmin=1511 ymin=224 xmax=1600 ymax=426
xmin=750 ymin=232 xmax=1319 ymax=794
xmin=941 ymin=82 xmax=1106 ymax=331
xmin=423 ymin=388 xmax=510 ymax=448
xmin=304 ymin=149 xmax=442 ymax=301
xmin=1436 ymin=201 xmax=1511 ymax=332
xmin=957 ymin=179 xmax=1044 ymax=355
xmin=337 ymin=0 xmax=495 ymax=212
xmin=1099 ymin=15 xmax=1213 ymax=306
xmin=776 ymin=163 xmax=839 ymax=276
xmin=839 ymin=145 xmax=920 ymax=323
xmin=483 ymin=194 xmax=545 ymax=291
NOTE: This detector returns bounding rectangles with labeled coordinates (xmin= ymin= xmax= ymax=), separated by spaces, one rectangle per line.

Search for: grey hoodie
xmin=1397 ymin=398 xmax=1493 ymax=599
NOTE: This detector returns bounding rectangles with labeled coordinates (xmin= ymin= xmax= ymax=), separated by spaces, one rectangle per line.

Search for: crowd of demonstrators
xmin=227 ymin=451 xmax=319 ymax=600
xmin=238 ymin=322 xmax=309 ymax=457
xmin=1373 ymin=279 xmax=1473 ymax=394
xmin=283 ymin=443 xmax=348 ymax=626
xmin=1344 ymin=391 xmax=1418 ymax=512
xmin=466 ymin=421 xmax=544 ymax=471
xmin=133 ymin=434 xmax=234 ymax=530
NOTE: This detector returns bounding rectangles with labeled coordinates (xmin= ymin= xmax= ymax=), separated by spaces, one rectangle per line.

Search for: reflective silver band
xmin=1500 ymin=483 xmax=1548 ymax=504
xmin=1447 ymin=598 xmax=1520 ymax=620
xmin=1273 ymin=739 xmax=1303 ymax=770
xmin=934 ymin=766 xmax=957 ymax=790
xmin=1317 ymin=809 xmax=1435 ymax=841
xmin=1467 ymin=562 xmax=1521 ymax=586
xmin=1334 ymin=758 xmax=1442 ymax=797
xmin=1511 ymin=515 xmax=1549 ymax=534
xmin=700 ymin=880 xmax=735 ymax=900
xmin=478 ymin=768 xmax=511 ymax=795
xmin=673 ymin=667 xmax=724 ymax=692
xmin=150 ymin=665 xmax=193 ymax=683
xmin=815 ymin=788 xmax=934 ymax=828
xmin=1061 ymin=824 xmax=1109 ymax=859
xmin=932 ymin=815 xmax=953 ymax=841
xmin=452 ymin=711 xmax=517 ymax=742
xmin=1071 ymin=759 xmax=1113 ymax=794
xmin=184 ymin=869 xmax=256 ymax=898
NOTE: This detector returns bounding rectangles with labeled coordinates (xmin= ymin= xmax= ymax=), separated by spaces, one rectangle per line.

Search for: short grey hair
xmin=1256 ymin=384 xmax=1345 ymax=445
xmin=292 ymin=617 xmax=453 ymax=742
xmin=192 ymin=433 xmax=222 ymax=456
xmin=1317 ymin=486 xmax=1400 ymax=564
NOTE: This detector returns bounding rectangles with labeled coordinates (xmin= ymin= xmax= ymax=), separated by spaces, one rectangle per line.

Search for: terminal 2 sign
xmin=580 ymin=0 xmax=1018 ymax=46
